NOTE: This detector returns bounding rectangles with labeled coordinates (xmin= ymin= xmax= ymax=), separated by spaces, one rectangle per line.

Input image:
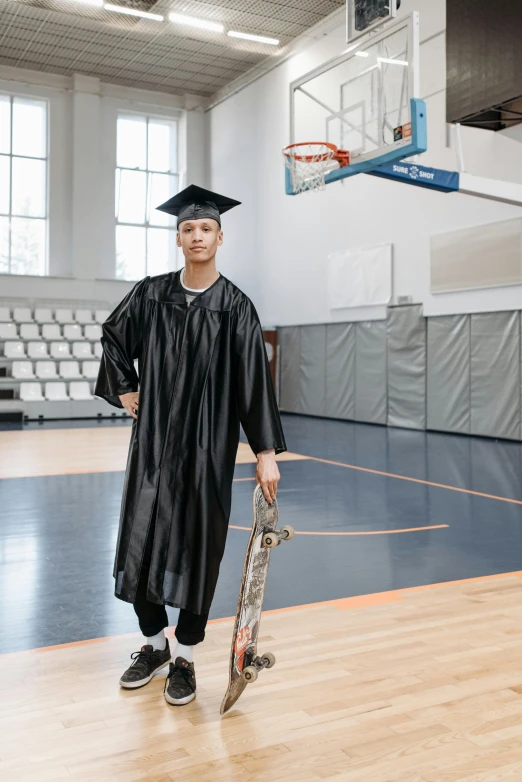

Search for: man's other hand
xmin=256 ymin=449 xmax=280 ymax=504
xmin=119 ymin=391 xmax=140 ymax=420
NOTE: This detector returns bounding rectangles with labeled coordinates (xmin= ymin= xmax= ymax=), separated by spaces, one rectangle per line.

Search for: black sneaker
xmin=119 ymin=640 xmax=171 ymax=689
xmin=164 ymin=657 xmax=197 ymax=705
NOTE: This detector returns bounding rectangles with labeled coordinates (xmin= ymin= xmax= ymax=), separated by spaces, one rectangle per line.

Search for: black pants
xmin=133 ymin=501 xmax=209 ymax=646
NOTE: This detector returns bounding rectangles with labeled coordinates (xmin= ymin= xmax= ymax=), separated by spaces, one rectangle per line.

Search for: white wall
xmin=0 ymin=65 xmax=208 ymax=305
xmin=209 ymin=0 xmax=522 ymax=324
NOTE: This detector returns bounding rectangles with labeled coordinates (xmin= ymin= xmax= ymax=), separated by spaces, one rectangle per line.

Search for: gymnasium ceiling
xmin=0 ymin=0 xmax=345 ymax=98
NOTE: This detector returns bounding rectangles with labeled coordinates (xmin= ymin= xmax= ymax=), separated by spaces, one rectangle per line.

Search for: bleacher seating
xmin=75 ymin=309 xmax=94 ymax=324
xmin=36 ymin=361 xmax=59 ymax=379
xmin=28 ymin=342 xmax=49 ymax=359
xmin=82 ymin=361 xmax=100 ymax=379
xmin=55 ymin=309 xmax=74 ymax=324
xmin=5 ymin=341 xmax=25 ymax=358
xmin=20 ymin=382 xmax=45 ymax=401
xmin=0 ymin=323 xmax=17 ymax=339
xmin=69 ymin=381 xmax=94 ymax=400
xmin=20 ymin=324 xmax=40 ymax=340
xmin=0 ymin=299 xmax=120 ymax=417
xmin=12 ymin=361 xmax=35 ymax=379
xmin=45 ymin=382 xmax=69 ymax=401
xmin=42 ymin=324 xmax=62 ymax=340
xmin=73 ymin=342 xmax=93 ymax=359
xmin=59 ymin=361 xmax=81 ymax=379
xmin=13 ymin=307 xmax=33 ymax=322
xmin=34 ymin=308 xmax=54 ymax=323
xmin=50 ymin=342 xmax=71 ymax=359
xmin=84 ymin=324 xmax=102 ymax=340
xmin=64 ymin=324 xmax=83 ymax=340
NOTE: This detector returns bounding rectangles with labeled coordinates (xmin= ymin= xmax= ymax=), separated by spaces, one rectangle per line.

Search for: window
xmin=0 ymin=95 xmax=48 ymax=276
xmin=115 ymin=114 xmax=178 ymax=281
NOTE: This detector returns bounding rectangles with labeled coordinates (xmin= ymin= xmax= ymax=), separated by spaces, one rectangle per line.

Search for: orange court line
xmin=16 ymin=569 xmax=521 ymax=657
xmin=228 ymin=523 xmax=449 ymax=536
xmin=306 ymin=455 xmax=522 ymax=506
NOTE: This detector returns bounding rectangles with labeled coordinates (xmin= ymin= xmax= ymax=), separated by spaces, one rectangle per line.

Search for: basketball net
xmin=282 ymin=142 xmax=350 ymax=193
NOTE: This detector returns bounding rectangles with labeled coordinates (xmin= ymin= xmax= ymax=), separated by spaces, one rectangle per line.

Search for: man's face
xmin=176 ymin=219 xmax=223 ymax=263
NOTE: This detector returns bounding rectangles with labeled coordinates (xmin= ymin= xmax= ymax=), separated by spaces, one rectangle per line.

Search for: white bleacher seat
xmin=75 ymin=309 xmax=94 ymax=324
xmin=59 ymin=360 xmax=81 ymax=379
xmin=13 ymin=307 xmax=33 ymax=322
xmin=27 ymin=341 xmax=49 ymax=358
xmin=20 ymin=323 xmax=40 ymax=339
xmin=50 ymin=341 xmax=71 ymax=359
xmin=34 ymin=308 xmax=54 ymax=323
xmin=82 ymin=360 xmax=100 ymax=379
xmin=55 ymin=308 xmax=74 ymax=324
xmin=64 ymin=324 xmax=84 ymax=341
xmin=20 ymin=382 xmax=45 ymax=401
xmin=94 ymin=342 xmax=103 ymax=358
xmin=0 ymin=307 xmax=11 ymax=322
xmin=95 ymin=309 xmax=110 ymax=324
xmin=63 ymin=323 xmax=83 ymax=340
xmin=5 ymin=341 xmax=25 ymax=358
xmin=42 ymin=324 xmax=62 ymax=340
xmin=72 ymin=341 xmax=93 ymax=359
xmin=45 ymin=381 xmax=69 ymax=401
xmin=0 ymin=323 xmax=18 ymax=339
xmin=36 ymin=361 xmax=58 ymax=379
xmin=12 ymin=361 xmax=35 ymax=379
xmin=69 ymin=381 xmax=94 ymax=400
xmin=84 ymin=324 xmax=102 ymax=340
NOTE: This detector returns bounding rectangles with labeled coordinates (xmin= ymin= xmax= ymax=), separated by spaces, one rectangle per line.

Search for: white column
xmin=71 ymin=74 xmax=102 ymax=281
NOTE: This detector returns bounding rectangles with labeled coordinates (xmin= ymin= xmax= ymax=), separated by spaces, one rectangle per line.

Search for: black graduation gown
xmin=95 ymin=270 xmax=287 ymax=615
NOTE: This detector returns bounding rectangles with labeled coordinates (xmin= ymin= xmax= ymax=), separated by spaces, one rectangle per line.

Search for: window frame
xmin=115 ymin=111 xmax=179 ymax=282
xmin=0 ymin=93 xmax=49 ymax=276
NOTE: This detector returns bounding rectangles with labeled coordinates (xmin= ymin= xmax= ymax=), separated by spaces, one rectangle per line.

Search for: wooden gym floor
xmin=3 ymin=573 xmax=522 ymax=781
xmin=1 ymin=413 xmax=522 ymax=779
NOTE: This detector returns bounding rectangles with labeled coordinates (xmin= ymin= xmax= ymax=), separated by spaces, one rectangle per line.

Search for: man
xmin=95 ymin=184 xmax=287 ymax=706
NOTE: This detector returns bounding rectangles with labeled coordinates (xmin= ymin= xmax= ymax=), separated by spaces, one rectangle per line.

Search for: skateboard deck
xmin=220 ymin=484 xmax=294 ymax=715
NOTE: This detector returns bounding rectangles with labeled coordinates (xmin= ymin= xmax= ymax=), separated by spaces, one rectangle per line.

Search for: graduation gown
xmin=95 ymin=270 xmax=287 ymax=615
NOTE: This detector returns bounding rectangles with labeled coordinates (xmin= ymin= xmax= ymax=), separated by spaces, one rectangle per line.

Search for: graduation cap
xmin=156 ymin=184 xmax=241 ymax=229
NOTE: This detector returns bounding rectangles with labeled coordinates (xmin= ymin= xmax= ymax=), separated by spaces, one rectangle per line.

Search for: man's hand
xmin=119 ymin=391 xmax=139 ymax=420
xmin=256 ymin=449 xmax=280 ymax=504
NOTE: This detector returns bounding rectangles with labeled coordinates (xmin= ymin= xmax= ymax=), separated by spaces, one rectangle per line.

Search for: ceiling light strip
xmin=228 ymin=30 xmax=279 ymax=45
xmin=104 ymin=3 xmax=163 ymax=20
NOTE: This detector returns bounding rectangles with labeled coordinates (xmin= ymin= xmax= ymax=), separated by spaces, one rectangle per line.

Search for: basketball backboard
xmin=286 ymin=12 xmax=427 ymax=195
xmin=346 ymin=0 xmax=400 ymax=43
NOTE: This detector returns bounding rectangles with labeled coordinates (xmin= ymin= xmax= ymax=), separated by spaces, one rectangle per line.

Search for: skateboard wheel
xmin=243 ymin=666 xmax=258 ymax=683
xmin=261 ymin=652 xmax=276 ymax=669
xmin=280 ymin=525 xmax=295 ymax=540
xmin=262 ymin=533 xmax=278 ymax=549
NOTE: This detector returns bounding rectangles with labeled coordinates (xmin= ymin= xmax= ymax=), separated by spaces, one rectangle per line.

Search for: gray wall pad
xmin=427 ymin=315 xmax=471 ymax=434
xmin=387 ymin=305 xmax=427 ymax=430
xmin=326 ymin=323 xmax=355 ymax=420
xmin=279 ymin=327 xmax=301 ymax=412
xmin=470 ymin=312 xmax=521 ymax=440
xmin=299 ymin=325 xmax=326 ymax=416
xmin=355 ymin=320 xmax=387 ymax=424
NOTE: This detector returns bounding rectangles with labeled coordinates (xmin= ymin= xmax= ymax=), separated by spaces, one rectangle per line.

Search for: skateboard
xmin=220 ymin=483 xmax=294 ymax=715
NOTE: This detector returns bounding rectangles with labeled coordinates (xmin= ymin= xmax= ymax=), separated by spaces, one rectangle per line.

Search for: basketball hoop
xmin=282 ymin=142 xmax=351 ymax=193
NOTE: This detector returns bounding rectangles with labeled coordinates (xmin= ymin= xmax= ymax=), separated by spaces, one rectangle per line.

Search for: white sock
xmin=173 ymin=641 xmax=193 ymax=663
xmin=146 ymin=629 xmax=167 ymax=652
